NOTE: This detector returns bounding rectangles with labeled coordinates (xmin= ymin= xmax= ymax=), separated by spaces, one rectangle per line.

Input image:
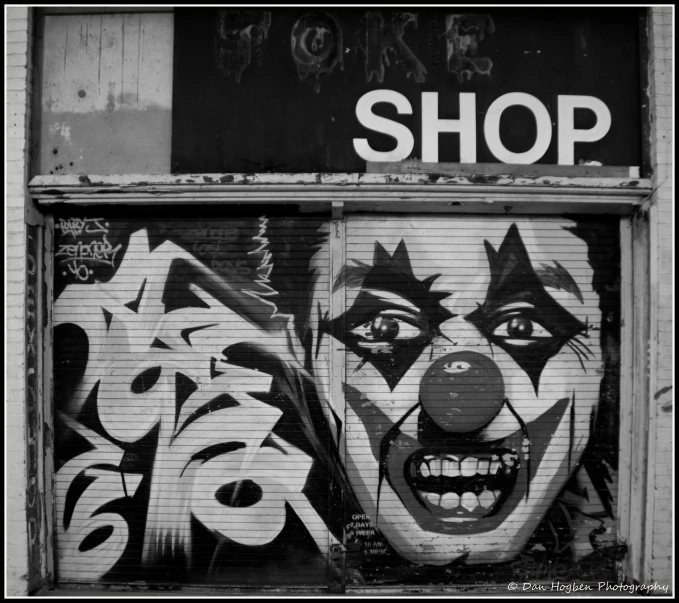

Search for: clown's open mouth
xmin=405 ymin=448 xmax=520 ymax=519
xmin=382 ymin=397 xmax=571 ymax=535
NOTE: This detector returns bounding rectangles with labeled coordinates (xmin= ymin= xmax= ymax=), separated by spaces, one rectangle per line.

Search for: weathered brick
xmin=7 ymin=29 xmax=29 ymax=45
xmin=6 ymin=6 xmax=29 ymax=18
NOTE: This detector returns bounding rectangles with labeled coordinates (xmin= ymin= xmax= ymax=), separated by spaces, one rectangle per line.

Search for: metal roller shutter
xmin=53 ymin=214 xmax=335 ymax=586
xmin=340 ymin=214 xmax=621 ymax=587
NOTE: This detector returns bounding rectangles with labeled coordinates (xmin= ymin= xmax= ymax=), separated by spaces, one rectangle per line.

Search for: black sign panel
xmin=171 ymin=8 xmax=642 ymax=173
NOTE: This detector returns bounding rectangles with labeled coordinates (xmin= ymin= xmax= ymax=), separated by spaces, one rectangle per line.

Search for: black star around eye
xmin=329 ymin=240 xmax=456 ymax=391
xmin=466 ymin=224 xmax=587 ymax=393
xmin=364 ymin=240 xmax=455 ymax=326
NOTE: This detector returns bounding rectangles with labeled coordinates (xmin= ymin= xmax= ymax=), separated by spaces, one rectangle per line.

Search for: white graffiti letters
xmin=55 ymin=228 xmax=331 ymax=574
xmin=56 ymin=415 xmax=143 ymax=581
xmin=56 ymin=216 xmax=122 ymax=282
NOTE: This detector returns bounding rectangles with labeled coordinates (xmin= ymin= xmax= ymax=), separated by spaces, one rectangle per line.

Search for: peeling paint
xmin=363 ymin=11 xmax=426 ymax=84
xmin=468 ymin=174 xmax=501 ymax=184
xmin=445 ymin=14 xmax=494 ymax=83
xmin=48 ymin=122 xmax=72 ymax=142
xmin=214 ymin=10 xmax=271 ymax=83
xmin=291 ymin=12 xmax=343 ymax=93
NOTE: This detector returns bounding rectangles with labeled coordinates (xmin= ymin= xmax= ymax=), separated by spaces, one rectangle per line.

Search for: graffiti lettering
xmin=291 ymin=12 xmax=344 ymax=93
xmin=53 ymin=216 xmax=620 ymax=585
xmin=214 ymin=10 xmax=272 ymax=83
xmin=56 ymin=415 xmax=144 ymax=581
xmin=362 ymin=11 xmax=426 ymax=84
xmin=56 ymin=217 xmax=108 ymax=238
xmin=25 ymin=226 xmax=43 ymax=587
xmin=55 ymin=227 xmax=337 ymax=579
xmin=56 ymin=235 xmax=122 ymax=281
xmin=185 ymin=225 xmax=239 ymax=243
xmin=445 ymin=14 xmax=494 ymax=82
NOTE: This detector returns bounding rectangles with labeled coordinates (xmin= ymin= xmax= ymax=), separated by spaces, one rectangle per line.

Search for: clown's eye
xmin=492 ymin=315 xmax=552 ymax=345
xmin=352 ymin=314 xmax=424 ymax=343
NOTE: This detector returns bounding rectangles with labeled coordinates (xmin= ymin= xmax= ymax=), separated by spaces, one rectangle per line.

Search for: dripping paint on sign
xmin=445 ymin=14 xmax=495 ymax=82
xmin=361 ymin=11 xmax=427 ymax=84
xmin=291 ymin=12 xmax=344 ymax=93
xmin=214 ymin=10 xmax=272 ymax=83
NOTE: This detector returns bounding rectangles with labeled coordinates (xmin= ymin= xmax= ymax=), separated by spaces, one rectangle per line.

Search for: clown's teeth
xmin=461 ymin=492 xmax=479 ymax=511
xmin=425 ymin=492 xmax=441 ymax=505
xmin=429 ymin=459 xmax=442 ymax=476
xmin=420 ymin=462 xmax=430 ymax=477
xmin=461 ymin=458 xmax=477 ymax=476
xmin=490 ymin=460 xmax=501 ymax=474
xmin=478 ymin=489 xmax=496 ymax=508
xmin=440 ymin=492 xmax=459 ymax=509
xmin=421 ymin=488 xmax=500 ymax=511
xmin=477 ymin=459 xmax=490 ymax=475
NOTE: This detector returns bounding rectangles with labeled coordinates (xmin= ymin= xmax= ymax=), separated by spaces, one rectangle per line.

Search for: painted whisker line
xmin=572 ymin=336 xmax=594 ymax=358
xmin=566 ymin=342 xmax=588 ymax=373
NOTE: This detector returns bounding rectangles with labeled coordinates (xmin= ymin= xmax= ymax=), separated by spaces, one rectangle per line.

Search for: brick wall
xmin=6 ymin=6 xmax=34 ymax=597
xmin=647 ymin=7 xmax=673 ymax=591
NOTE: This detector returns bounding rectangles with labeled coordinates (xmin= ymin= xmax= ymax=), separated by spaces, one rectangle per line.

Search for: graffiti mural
xmin=54 ymin=213 xmax=621 ymax=587
xmin=309 ymin=216 xmax=622 ymax=584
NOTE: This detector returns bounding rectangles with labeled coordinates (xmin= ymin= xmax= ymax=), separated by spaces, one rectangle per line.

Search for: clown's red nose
xmin=419 ymin=351 xmax=505 ymax=432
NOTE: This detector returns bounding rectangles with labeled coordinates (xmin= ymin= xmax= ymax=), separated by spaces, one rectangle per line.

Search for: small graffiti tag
xmin=56 ymin=217 xmax=109 ymax=238
xmin=56 ymin=218 xmax=121 ymax=281
xmin=185 ymin=225 xmax=253 ymax=277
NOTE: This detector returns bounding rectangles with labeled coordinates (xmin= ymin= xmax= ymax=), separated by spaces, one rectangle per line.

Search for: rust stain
xmin=137 ymin=14 xmax=142 ymax=104
xmin=363 ymin=11 xmax=426 ymax=84
xmin=445 ymin=14 xmax=494 ymax=83
xmin=98 ymin=16 xmax=103 ymax=88
xmin=121 ymin=15 xmax=126 ymax=108
xmin=291 ymin=12 xmax=344 ymax=94
xmin=214 ymin=10 xmax=271 ymax=83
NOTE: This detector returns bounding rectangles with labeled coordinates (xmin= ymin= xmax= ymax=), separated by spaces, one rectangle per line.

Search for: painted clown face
xmin=310 ymin=217 xmax=604 ymax=565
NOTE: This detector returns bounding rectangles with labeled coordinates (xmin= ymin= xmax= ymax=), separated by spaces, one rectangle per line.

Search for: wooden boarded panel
xmin=38 ymin=13 xmax=173 ymax=176
xmin=52 ymin=212 xmax=337 ymax=586
xmin=340 ymin=214 xmax=621 ymax=586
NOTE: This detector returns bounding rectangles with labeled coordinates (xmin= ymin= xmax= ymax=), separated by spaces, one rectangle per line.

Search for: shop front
xmin=19 ymin=6 xmax=670 ymax=595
